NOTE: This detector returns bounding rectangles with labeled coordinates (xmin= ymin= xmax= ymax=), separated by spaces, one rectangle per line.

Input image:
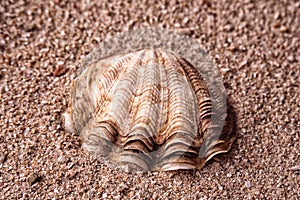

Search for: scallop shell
xmin=66 ymin=48 xmax=235 ymax=172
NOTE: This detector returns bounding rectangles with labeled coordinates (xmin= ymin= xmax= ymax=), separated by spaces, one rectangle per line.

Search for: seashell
xmin=65 ymin=48 xmax=235 ymax=172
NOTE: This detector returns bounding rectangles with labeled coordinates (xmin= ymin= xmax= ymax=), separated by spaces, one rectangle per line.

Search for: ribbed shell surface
xmin=69 ymin=49 xmax=235 ymax=172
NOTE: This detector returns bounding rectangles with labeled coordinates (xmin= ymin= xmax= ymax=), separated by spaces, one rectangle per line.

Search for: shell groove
xmin=67 ymin=48 xmax=235 ymax=172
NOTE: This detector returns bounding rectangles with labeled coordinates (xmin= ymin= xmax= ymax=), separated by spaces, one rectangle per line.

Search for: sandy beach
xmin=0 ymin=0 xmax=299 ymax=199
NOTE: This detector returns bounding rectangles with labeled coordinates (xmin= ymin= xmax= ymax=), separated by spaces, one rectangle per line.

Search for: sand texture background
xmin=0 ymin=0 xmax=299 ymax=199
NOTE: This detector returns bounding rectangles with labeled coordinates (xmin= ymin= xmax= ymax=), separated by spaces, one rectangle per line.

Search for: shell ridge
xmin=108 ymin=64 xmax=139 ymax=132
xmin=161 ymin=53 xmax=198 ymax=139
xmin=153 ymin=49 xmax=169 ymax=145
xmin=94 ymin=55 xmax=133 ymax=116
xmin=125 ymin=50 xmax=161 ymax=154
xmin=176 ymin=57 xmax=212 ymax=132
xmin=157 ymin=51 xmax=199 ymax=169
xmin=115 ymin=50 xmax=160 ymax=168
xmin=177 ymin=58 xmax=231 ymax=168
